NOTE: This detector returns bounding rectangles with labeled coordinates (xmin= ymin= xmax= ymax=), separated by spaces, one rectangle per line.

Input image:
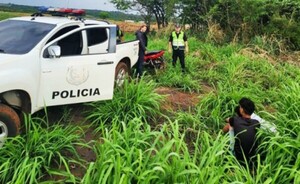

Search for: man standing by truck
xmin=135 ymin=24 xmax=148 ymax=78
xmin=168 ymin=24 xmax=189 ymax=72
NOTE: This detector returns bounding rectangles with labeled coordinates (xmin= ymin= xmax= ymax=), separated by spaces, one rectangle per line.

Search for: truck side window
xmin=86 ymin=28 xmax=109 ymax=54
xmin=86 ymin=28 xmax=108 ymax=46
xmin=57 ymin=31 xmax=83 ymax=56
xmin=44 ymin=26 xmax=80 ymax=57
xmin=47 ymin=26 xmax=79 ymax=44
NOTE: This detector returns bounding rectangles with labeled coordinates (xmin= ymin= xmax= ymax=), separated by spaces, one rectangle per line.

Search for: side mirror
xmin=48 ymin=45 xmax=61 ymax=58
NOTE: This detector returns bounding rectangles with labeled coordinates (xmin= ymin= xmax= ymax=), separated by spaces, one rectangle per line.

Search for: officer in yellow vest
xmin=116 ymin=25 xmax=124 ymax=43
xmin=168 ymin=24 xmax=189 ymax=72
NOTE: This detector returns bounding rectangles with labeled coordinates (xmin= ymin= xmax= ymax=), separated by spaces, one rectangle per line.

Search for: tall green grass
xmin=256 ymin=125 xmax=300 ymax=183
xmin=0 ymin=24 xmax=299 ymax=182
xmin=81 ymin=117 xmax=299 ymax=183
xmin=81 ymin=118 xmax=248 ymax=183
xmin=0 ymin=115 xmax=85 ymax=183
xmin=156 ymin=66 xmax=201 ymax=92
xmin=273 ymin=80 xmax=300 ymax=123
xmin=86 ymin=78 xmax=163 ymax=130
xmin=83 ymin=37 xmax=300 ymax=183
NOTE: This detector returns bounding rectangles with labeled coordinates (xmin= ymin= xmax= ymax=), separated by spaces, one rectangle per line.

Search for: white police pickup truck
xmin=0 ymin=8 xmax=139 ymax=146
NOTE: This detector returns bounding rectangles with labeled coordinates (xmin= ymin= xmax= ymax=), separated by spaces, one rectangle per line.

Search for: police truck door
xmin=39 ymin=25 xmax=117 ymax=107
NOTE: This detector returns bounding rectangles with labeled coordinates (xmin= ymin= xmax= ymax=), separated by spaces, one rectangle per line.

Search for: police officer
xmin=168 ymin=24 xmax=189 ymax=72
xmin=116 ymin=25 xmax=124 ymax=43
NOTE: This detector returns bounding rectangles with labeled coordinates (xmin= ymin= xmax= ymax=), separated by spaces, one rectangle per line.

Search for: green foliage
xmin=273 ymin=80 xmax=300 ymax=123
xmin=180 ymin=0 xmax=217 ymax=30
xmin=277 ymin=0 xmax=300 ymax=22
xmin=0 ymin=11 xmax=22 ymax=20
xmin=257 ymin=123 xmax=300 ymax=183
xmin=208 ymin=0 xmax=270 ymax=40
xmin=203 ymin=0 xmax=300 ymax=50
xmin=111 ymin=0 xmax=176 ymax=27
xmin=195 ymin=85 xmax=263 ymax=130
xmin=99 ymin=11 xmax=109 ymax=19
xmin=81 ymin=119 xmax=241 ymax=183
xmin=156 ymin=66 xmax=201 ymax=92
xmin=1 ymin=4 xmax=300 ymax=181
xmin=85 ymin=78 xmax=163 ymax=128
xmin=249 ymin=35 xmax=287 ymax=55
xmin=264 ymin=17 xmax=300 ymax=50
xmin=123 ymin=32 xmax=136 ymax=41
xmin=0 ymin=115 xmax=84 ymax=183
xmin=110 ymin=0 xmax=132 ymax=10
xmin=0 ymin=4 xmax=35 ymax=13
xmin=278 ymin=62 xmax=300 ymax=81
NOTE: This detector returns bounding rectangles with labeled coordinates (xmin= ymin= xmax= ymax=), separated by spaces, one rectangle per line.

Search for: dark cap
xmin=239 ymin=97 xmax=255 ymax=115
xmin=175 ymin=23 xmax=181 ymax=28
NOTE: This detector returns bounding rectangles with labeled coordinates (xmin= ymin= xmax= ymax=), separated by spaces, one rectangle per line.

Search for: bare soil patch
xmin=155 ymin=87 xmax=200 ymax=112
xmin=110 ymin=20 xmax=158 ymax=33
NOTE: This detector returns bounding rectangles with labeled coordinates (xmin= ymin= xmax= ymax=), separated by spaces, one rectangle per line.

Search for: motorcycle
xmin=144 ymin=50 xmax=165 ymax=69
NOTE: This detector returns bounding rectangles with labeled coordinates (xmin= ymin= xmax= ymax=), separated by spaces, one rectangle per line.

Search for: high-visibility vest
xmin=172 ymin=31 xmax=185 ymax=49
xmin=117 ymin=29 xmax=122 ymax=37
xmin=117 ymin=28 xmax=122 ymax=42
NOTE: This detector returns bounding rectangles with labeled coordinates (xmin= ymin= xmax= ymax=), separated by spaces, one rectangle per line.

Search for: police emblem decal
xmin=66 ymin=66 xmax=89 ymax=85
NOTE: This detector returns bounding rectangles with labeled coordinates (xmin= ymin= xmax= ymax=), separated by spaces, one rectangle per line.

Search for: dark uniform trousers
xmin=172 ymin=48 xmax=185 ymax=70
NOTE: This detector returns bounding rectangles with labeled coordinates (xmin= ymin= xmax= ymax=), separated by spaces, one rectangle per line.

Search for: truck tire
xmin=115 ymin=62 xmax=129 ymax=87
xmin=0 ymin=104 xmax=21 ymax=147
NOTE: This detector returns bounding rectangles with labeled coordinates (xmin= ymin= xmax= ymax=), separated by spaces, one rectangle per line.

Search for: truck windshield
xmin=0 ymin=20 xmax=55 ymax=54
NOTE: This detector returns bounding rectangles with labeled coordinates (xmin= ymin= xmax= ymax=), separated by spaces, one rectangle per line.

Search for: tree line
xmin=111 ymin=0 xmax=300 ymax=50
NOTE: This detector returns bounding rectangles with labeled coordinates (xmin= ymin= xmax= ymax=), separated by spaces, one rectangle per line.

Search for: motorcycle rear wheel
xmin=153 ymin=57 xmax=165 ymax=69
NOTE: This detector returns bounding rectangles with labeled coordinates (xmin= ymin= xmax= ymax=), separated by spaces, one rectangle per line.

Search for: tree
xmin=207 ymin=0 xmax=271 ymax=40
xmin=110 ymin=0 xmax=177 ymax=28
xmin=206 ymin=0 xmax=300 ymax=50
xmin=99 ymin=11 xmax=109 ymax=19
xmin=179 ymin=0 xmax=218 ymax=30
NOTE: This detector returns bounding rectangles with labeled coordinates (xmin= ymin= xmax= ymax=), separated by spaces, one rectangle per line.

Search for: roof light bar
xmin=36 ymin=7 xmax=86 ymax=17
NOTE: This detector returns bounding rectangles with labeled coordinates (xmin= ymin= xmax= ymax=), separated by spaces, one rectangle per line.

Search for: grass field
xmin=0 ymin=11 xmax=299 ymax=183
xmin=0 ymin=11 xmax=29 ymax=20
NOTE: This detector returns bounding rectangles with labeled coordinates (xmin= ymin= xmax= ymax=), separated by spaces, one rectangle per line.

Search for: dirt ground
xmin=155 ymin=87 xmax=200 ymax=112
xmin=110 ymin=20 xmax=158 ymax=33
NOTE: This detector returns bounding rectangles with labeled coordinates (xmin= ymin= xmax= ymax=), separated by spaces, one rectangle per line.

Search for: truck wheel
xmin=115 ymin=62 xmax=129 ymax=87
xmin=0 ymin=104 xmax=21 ymax=147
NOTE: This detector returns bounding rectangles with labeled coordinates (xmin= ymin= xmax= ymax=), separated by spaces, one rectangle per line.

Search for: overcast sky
xmin=1 ymin=0 xmax=119 ymax=11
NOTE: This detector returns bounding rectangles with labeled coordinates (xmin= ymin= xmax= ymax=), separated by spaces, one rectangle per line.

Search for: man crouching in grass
xmin=223 ymin=97 xmax=260 ymax=171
